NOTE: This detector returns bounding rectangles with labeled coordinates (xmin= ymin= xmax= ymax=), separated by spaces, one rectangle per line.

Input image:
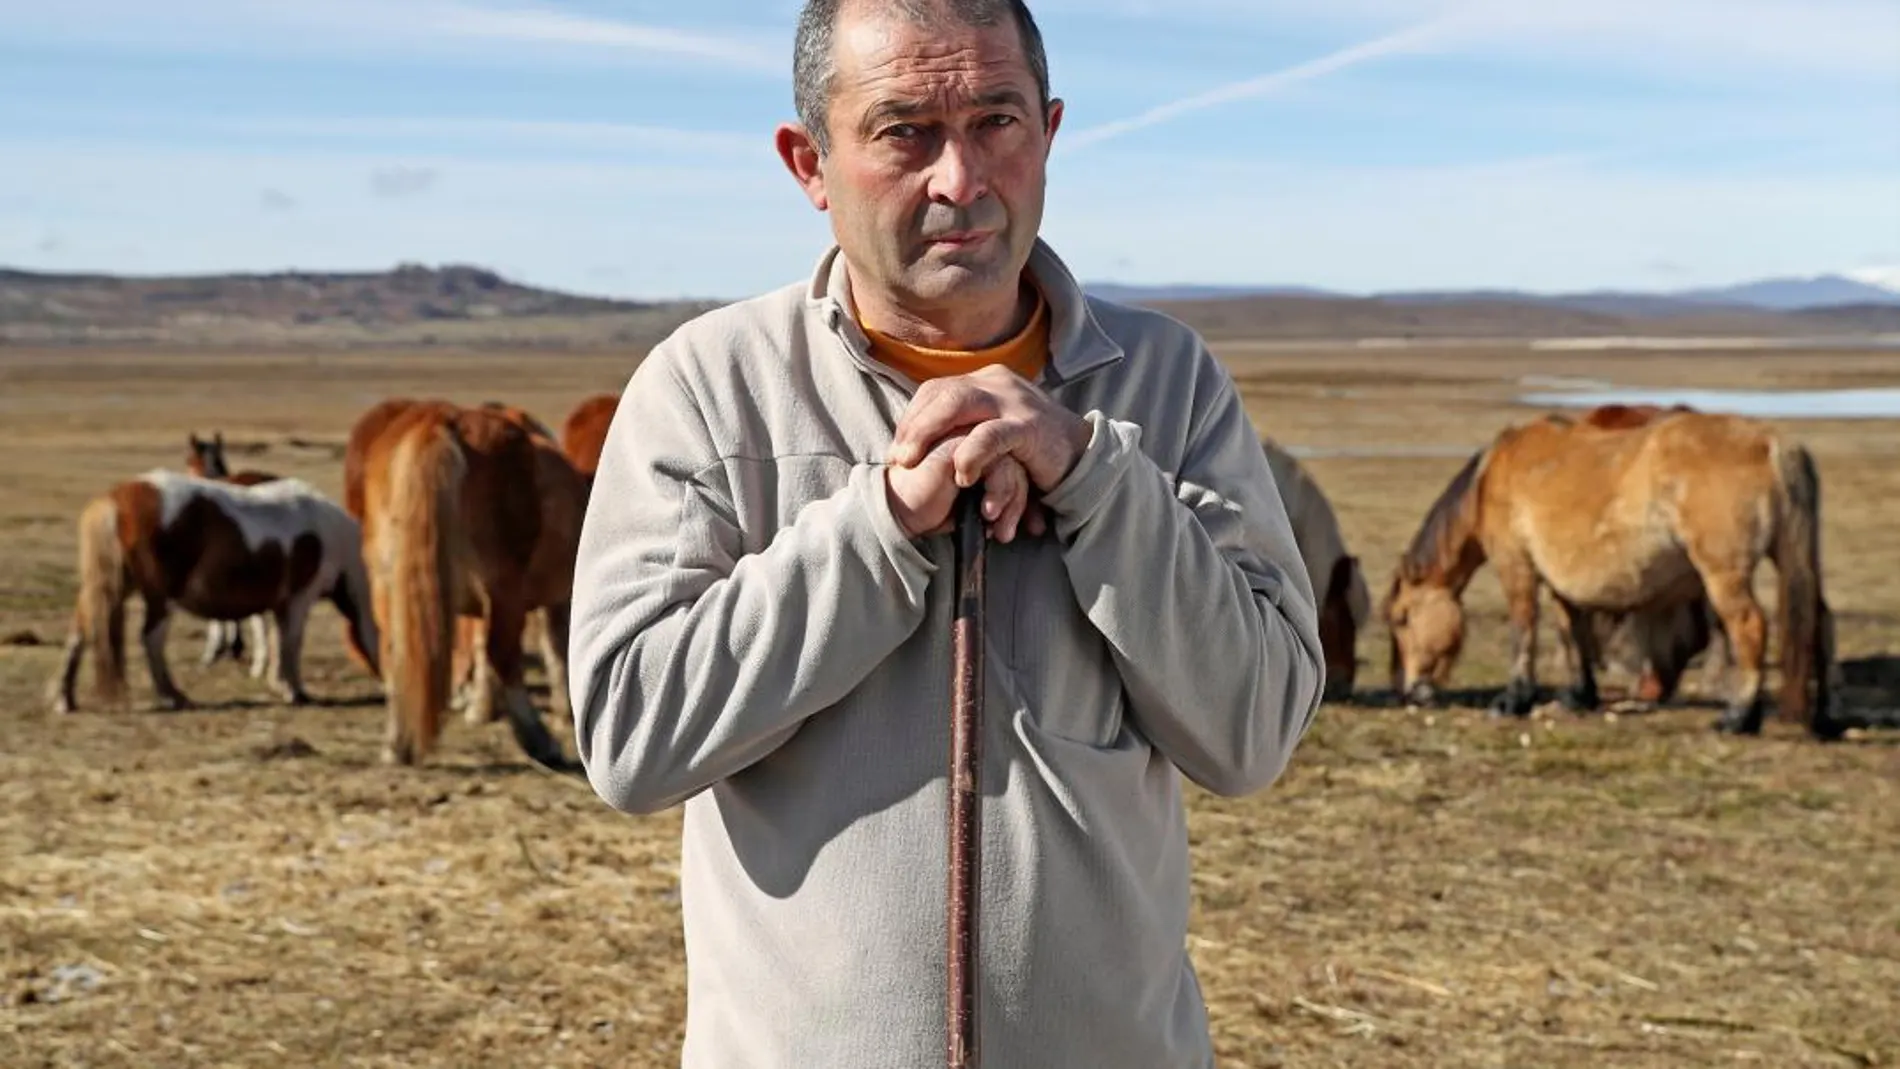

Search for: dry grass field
xmin=2 ymin=340 xmax=1897 ymax=1068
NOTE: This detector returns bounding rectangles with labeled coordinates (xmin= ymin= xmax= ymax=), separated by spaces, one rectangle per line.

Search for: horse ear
xmin=214 ymin=431 xmax=224 ymax=448
xmin=189 ymin=432 xmax=202 ymax=448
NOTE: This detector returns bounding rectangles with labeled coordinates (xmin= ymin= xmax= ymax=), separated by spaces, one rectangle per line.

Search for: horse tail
xmin=384 ymin=423 xmax=465 ymax=764
xmin=75 ymin=494 xmax=128 ymax=703
xmin=1772 ymin=441 xmax=1827 ymax=729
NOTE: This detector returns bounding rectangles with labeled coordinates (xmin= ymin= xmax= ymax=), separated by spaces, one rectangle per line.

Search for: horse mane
xmin=481 ymin=401 xmax=559 ymax=444
xmin=1397 ymin=446 xmax=1489 ymax=583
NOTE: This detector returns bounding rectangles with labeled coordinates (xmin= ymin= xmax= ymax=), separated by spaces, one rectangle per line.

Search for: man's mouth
xmin=927 ymin=230 xmax=992 ymax=247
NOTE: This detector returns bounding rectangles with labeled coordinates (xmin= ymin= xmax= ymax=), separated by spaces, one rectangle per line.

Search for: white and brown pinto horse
xmin=1262 ymin=437 xmax=1371 ymax=700
xmin=185 ymin=430 xmax=283 ymax=674
xmin=49 ymin=470 xmax=379 ymax=713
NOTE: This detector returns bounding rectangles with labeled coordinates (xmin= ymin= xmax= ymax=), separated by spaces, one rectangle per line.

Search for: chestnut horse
xmin=345 ymin=398 xmax=580 ymax=770
xmin=1382 ymin=406 xmax=1837 ymax=739
xmin=559 ymin=392 xmax=619 ymax=487
xmin=48 ymin=470 xmax=379 ymax=713
xmin=1261 ymin=437 xmax=1369 ymax=700
xmin=458 ymin=400 xmax=589 ymax=723
xmin=186 ymin=431 xmax=283 ymax=673
xmin=1546 ymin=405 xmax=1731 ymax=701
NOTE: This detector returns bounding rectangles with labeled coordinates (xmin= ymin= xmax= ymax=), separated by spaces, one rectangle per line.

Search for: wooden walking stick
xmin=947 ymin=486 xmax=987 ymax=1069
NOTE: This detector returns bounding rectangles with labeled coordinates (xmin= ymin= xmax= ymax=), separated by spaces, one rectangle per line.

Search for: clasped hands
xmin=884 ymin=364 xmax=1091 ymax=543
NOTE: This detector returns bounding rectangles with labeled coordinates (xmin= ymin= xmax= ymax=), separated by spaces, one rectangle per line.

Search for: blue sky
xmin=2 ymin=0 xmax=1896 ymax=299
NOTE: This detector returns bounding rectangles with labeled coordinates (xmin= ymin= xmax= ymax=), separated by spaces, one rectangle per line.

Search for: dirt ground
xmin=2 ymin=342 xmax=1897 ymax=1068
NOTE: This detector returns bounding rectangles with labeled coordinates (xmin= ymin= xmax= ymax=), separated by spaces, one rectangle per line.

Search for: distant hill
xmin=1088 ymin=273 xmax=1900 ymax=317
xmin=2 ymin=262 xmax=1896 ymax=349
xmin=0 ymin=262 xmax=655 ymax=328
xmin=1084 ymin=282 xmax=1338 ymax=303
xmin=0 ymin=263 xmax=715 ymax=348
xmin=1135 ymin=293 xmax=1740 ymax=342
xmin=1675 ymin=275 xmax=1900 ymax=311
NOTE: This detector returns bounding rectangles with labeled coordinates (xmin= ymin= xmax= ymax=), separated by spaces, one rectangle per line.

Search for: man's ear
xmin=776 ymin=123 xmax=829 ymax=211
xmin=1043 ymin=97 xmax=1064 ymax=151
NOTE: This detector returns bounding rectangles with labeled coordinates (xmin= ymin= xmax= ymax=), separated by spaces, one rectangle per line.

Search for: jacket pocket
xmin=993 ymin=531 xmax=1125 ymax=749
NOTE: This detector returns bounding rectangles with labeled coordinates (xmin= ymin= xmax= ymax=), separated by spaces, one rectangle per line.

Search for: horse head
xmin=187 ymin=432 xmax=230 ymax=478
xmin=1382 ymin=568 xmax=1465 ymax=707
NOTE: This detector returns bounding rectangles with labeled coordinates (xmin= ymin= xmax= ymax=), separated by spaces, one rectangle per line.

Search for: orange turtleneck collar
xmin=859 ymin=283 xmax=1050 ymax=385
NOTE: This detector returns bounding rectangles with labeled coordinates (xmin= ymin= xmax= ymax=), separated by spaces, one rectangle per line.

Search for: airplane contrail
xmin=1060 ymin=15 xmax=1465 ymax=152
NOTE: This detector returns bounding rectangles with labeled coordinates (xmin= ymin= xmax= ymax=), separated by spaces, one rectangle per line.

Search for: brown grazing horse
xmin=344 ymin=398 xmax=580 ymax=770
xmin=1382 ymin=405 xmax=1837 ymax=739
xmin=48 ymin=470 xmax=379 ymax=713
xmin=1551 ymin=405 xmax=1731 ymax=702
xmin=559 ymin=392 xmax=619 ymax=488
xmin=1261 ymin=437 xmax=1369 ymax=700
xmin=186 ymin=431 xmax=284 ymax=672
xmin=457 ymin=401 xmax=589 ymax=725
xmin=1558 ymin=405 xmax=1834 ymax=710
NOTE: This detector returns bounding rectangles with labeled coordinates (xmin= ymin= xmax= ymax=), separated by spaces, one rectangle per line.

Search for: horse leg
xmin=485 ymin=595 xmax=571 ymax=771
xmin=141 ymin=596 xmax=190 ymax=711
xmin=246 ymin=614 xmax=274 ymax=680
xmin=200 ymin=620 xmax=226 ymax=667
xmin=269 ymin=601 xmax=313 ymax=706
xmin=49 ymin=628 xmax=86 ymax=715
xmin=460 ymin=615 xmax=496 ymax=726
xmin=1489 ymin=558 xmax=1541 ymax=717
xmin=1550 ymin=597 xmax=1601 ymax=713
xmin=539 ymin=600 xmax=572 ymax=720
xmin=1701 ymin=573 xmax=1769 ymax=735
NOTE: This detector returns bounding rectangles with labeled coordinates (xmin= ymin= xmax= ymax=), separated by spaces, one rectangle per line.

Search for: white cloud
xmin=429 ymin=5 xmax=781 ymax=71
xmin=0 ymin=0 xmax=786 ymax=74
xmin=206 ymin=117 xmax=766 ymax=158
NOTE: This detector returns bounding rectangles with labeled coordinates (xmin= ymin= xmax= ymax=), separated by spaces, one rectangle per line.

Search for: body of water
xmin=1518 ymin=386 xmax=1900 ymax=420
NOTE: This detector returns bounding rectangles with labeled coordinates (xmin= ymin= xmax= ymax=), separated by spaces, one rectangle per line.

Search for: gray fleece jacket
xmin=566 ymin=237 xmax=1325 ymax=1068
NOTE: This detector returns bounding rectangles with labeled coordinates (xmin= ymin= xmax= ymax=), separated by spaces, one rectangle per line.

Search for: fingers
xmin=889 ymin=381 xmax=1000 ymax=468
xmin=981 ymin=458 xmax=1031 ymax=543
xmin=950 ymin=420 xmax=1025 ymax=489
xmin=1024 ymin=504 xmax=1048 ymax=539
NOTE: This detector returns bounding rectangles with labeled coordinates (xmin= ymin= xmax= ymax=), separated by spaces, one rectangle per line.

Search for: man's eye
xmin=982 ymin=114 xmax=1017 ymax=128
xmin=883 ymin=124 xmax=923 ymax=140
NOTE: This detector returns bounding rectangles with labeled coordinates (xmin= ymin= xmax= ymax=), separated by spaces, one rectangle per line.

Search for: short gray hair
xmin=793 ymin=0 xmax=1051 ymax=155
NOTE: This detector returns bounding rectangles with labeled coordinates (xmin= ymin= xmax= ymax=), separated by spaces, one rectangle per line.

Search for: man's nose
xmin=927 ymin=138 xmax=989 ymax=206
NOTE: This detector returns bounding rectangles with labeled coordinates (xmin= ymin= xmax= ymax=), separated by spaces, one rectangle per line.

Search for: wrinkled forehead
xmin=832 ymin=11 xmax=1037 ymax=118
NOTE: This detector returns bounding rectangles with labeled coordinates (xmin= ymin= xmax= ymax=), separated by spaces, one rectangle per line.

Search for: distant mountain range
xmin=2 ymin=263 xmax=1896 ymax=348
xmin=1083 ymin=274 xmax=1900 ymax=314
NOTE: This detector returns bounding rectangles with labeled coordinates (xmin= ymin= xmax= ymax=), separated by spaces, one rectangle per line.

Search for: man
xmin=565 ymin=0 xmax=1325 ymax=1065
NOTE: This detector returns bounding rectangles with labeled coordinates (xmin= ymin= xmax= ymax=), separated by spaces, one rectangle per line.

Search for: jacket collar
xmin=803 ymin=236 xmax=1125 ymax=387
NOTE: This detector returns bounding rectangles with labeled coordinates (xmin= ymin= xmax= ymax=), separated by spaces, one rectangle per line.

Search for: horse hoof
xmin=1558 ymin=688 xmax=1599 ymax=714
xmin=1713 ymin=709 xmax=1761 ymax=736
xmin=1488 ymin=692 xmax=1533 ymax=718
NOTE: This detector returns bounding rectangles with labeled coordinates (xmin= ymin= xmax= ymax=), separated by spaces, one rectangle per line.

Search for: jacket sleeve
xmin=1039 ymin=352 xmax=1325 ymax=797
xmin=565 ymin=348 xmax=937 ymax=815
